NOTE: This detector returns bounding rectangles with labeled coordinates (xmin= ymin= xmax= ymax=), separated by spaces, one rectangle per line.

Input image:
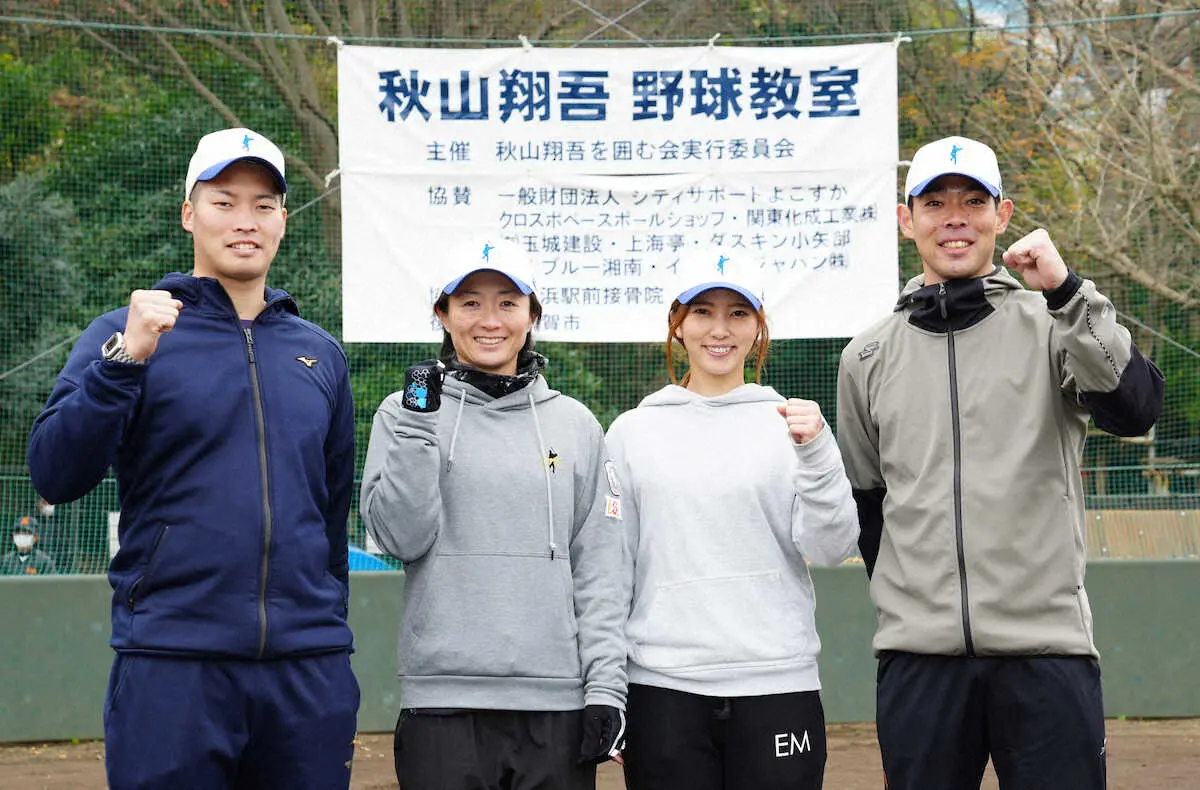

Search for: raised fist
xmin=123 ymin=289 xmax=183 ymax=361
xmin=1002 ymin=229 xmax=1069 ymax=292
xmin=402 ymin=359 xmax=446 ymax=413
xmin=776 ymin=398 xmax=826 ymax=445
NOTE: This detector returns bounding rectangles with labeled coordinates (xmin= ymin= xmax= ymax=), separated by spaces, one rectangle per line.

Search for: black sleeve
xmin=1080 ymin=341 xmax=1165 ymax=437
xmin=852 ymin=487 xmax=886 ymax=578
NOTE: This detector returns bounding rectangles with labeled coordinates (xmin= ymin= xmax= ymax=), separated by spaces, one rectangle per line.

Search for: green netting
xmin=1 ymin=1 xmax=1197 ymax=573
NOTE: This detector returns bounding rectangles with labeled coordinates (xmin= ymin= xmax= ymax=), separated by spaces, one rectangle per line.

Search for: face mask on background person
xmin=13 ymin=534 xmax=35 ymax=552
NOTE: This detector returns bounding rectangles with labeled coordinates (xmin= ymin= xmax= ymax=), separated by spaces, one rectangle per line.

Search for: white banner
xmin=338 ymin=44 xmax=899 ymax=342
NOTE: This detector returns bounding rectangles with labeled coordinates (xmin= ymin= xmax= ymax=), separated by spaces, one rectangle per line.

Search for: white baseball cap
xmin=675 ymin=247 xmax=765 ymax=311
xmin=442 ymin=236 xmax=536 ymax=296
xmin=184 ymin=128 xmax=287 ymax=199
xmin=904 ymin=135 xmax=1002 ymax=200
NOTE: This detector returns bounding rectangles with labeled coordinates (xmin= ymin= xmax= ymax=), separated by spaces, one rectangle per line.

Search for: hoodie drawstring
xmin=528 ymin=390 xmax=559 ymax=560
xmin=446 ymin=388 xmax=467 ymax=472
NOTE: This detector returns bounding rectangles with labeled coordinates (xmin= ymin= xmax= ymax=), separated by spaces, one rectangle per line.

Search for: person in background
xmin=27 ymin=127 xmax=358 ymax=789
xmin=606 ymin=249 xmax=860 ymax=790
xmin=0 ymin=516 xmax=58 ymax=576
xmin=836 ymin=135 xmax=1165 ymax=789
xmin=360 ymin=235 xmax=627 ymax=789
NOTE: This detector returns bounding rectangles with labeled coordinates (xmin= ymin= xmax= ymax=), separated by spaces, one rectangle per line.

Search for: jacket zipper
xmin=243 ymin=325 xmax=273 ymax=658
xmin=939 ymin=282 xmax=975 ymax=656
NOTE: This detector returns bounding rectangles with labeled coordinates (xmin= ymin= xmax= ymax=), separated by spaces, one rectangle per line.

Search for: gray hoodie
xmin=360 ymin=374 xmax=627 ymax=711
xmin=606 ymin=384 xmax=859 ymax=697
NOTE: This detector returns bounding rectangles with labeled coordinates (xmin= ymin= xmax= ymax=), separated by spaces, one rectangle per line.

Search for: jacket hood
xmin=895 ymin=265 xmax=1022 ymax=308
xmin=894 ymin=265 xmax=1022 ymax=333
xmin=153 ymin=272 xmax=299 ymax=318
xmin=638 ymin=383 xmax=785 ymax=408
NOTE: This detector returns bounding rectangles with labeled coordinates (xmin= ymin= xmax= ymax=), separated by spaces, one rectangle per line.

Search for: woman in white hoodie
xmin=606 ymin=250 xmax=860 ymax=790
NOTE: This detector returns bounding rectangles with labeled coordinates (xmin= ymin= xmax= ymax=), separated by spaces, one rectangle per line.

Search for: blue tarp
xmin=348 ymin=545 xmax=399 ymax=571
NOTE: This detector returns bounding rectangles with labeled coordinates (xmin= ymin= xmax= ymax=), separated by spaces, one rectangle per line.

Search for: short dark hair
xmin=907 ymin=176 xmax=1000 ymax=209
xmin=187 ymin=159 xmax=286 ymax=204
xmin=434 ymin=291 xmax=544 ymax=359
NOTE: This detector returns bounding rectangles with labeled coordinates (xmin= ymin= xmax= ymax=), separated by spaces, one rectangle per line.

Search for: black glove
xmin=401 ymin=359 xmax=445 ymax=413
xmin=578 ymin=704 xmax=626 ymax=765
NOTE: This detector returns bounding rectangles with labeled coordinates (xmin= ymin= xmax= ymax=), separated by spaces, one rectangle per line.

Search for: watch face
xmin=101 ymin=331 xmax=145 ymax=364
xmin=102 ymin=332 xmax=124 ymax=359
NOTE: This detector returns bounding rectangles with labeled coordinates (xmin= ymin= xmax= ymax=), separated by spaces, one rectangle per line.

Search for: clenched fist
xmin=1002 ymin=229 xmax=1069 ymax=292
xmin=124 ymin=289 xmax=183 ymax=361
xmin=401 ymin=359 xmax=446 ymax=413
xmin=776 ymin=398 xmax=825 ymax=445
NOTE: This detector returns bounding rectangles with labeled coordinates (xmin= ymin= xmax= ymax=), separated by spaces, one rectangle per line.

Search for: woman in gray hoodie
xmin=360 ymin=237 xmax=627 ymax=789
xmin=606 ymin=249 xmax=860 ymax=790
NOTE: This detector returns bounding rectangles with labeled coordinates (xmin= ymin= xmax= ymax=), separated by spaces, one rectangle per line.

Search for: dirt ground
xmin=1 ymin=719 xmax=1195 ymax=789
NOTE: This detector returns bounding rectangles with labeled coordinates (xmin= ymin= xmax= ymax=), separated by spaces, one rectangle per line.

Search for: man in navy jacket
xmin=28 ymin=128 xmax=358 ymax=789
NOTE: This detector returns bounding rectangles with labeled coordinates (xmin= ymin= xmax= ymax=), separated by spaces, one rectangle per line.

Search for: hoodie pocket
xmin=126 ymin=525 xmax=172 ymax=613
xmin=633 ymin=571 xmax=811 ymax=671
xmin=403 ymin=553 xmax=581 ymax=680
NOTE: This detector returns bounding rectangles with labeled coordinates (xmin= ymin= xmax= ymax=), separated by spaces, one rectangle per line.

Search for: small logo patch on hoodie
xmin=605 ymin=495 xmax=622 ymax=520
xmin=546 ymin=448 xmax=559 ymax=473
xmin=858 ymin=341 xmax=880 ymax=361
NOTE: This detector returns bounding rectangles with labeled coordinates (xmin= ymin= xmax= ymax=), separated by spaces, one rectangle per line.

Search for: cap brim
xmin=196 ymin=157 xmax=287 ymax=194
xmin=908 ymin=172 xmax=1000 ymax=199
xmin=677 ymin=282 xmax=762 ymax=311
xmin=442 ymin=268 xmax=534 ymax=296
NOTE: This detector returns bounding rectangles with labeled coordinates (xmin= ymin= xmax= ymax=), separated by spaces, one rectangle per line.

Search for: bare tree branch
xmin=148 ymin=1 xmax=265 ymax=76
xmin=1072 ymin=241 xmax=1198 ymax=309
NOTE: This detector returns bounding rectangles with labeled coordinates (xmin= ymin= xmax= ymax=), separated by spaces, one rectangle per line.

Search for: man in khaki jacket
xmin=837 ymin=135 xmax=1164 ymax=790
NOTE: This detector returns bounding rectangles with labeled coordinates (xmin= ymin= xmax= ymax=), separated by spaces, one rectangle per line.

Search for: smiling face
xmin=181 ymin=160 xmax=287 ymax=287
xmin=673 ymin=288 xmax=763 ymax=396
xmin=436 ymin=270 xmax=536 ymax=376
xmin=899 ymin=174 xmax=1014 ymax=284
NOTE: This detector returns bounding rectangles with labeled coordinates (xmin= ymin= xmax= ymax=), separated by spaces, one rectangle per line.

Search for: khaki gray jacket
xmin=837 ymin=266 xmax=1163 ymax=657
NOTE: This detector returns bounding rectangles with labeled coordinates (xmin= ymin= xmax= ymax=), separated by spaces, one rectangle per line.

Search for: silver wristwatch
xmin=101 ymin=332 xmax=145 ymax=365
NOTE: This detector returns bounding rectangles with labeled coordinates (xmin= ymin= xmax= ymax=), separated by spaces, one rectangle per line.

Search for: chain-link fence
xmin=1 ymin=1 xmax=1197 ymax=573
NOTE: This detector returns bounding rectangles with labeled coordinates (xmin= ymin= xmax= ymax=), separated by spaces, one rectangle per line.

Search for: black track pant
xmin=622 ymin=683 xmax=827 ymax=790
xmin=394 ymin=708 xmax=595 ymax=790
xmin=876 ymin=652 xmax=1107 ymax=790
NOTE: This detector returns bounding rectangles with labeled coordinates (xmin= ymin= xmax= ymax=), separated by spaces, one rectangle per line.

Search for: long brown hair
xmin=665 ymin=296 xmax=771 ymax=387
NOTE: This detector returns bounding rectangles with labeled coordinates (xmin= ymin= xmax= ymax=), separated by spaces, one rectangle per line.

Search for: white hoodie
xmin=606 ymin=384 xmax=859 ymax=697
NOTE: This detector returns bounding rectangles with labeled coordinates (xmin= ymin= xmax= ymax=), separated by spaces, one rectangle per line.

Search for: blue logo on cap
xmin=950 ymin=144 xmax=962 ymax=164
xmin=482 ymin=242 xmax=494 ymax=261
xmin=242 ymin=133 xmax=253 ymax=151
xmin=717 ymin=254 xmax=728 ymax=275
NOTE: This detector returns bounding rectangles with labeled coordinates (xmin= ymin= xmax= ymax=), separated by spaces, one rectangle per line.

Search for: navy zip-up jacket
xmin=28 ymin=273 xmax=355 ymax=659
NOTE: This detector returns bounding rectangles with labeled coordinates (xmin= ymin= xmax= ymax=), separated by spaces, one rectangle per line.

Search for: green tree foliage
xmin=0 ymin=174 xmax=81 ymax=469
xmin=0 ymin=53 xmax=61 ymax=178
